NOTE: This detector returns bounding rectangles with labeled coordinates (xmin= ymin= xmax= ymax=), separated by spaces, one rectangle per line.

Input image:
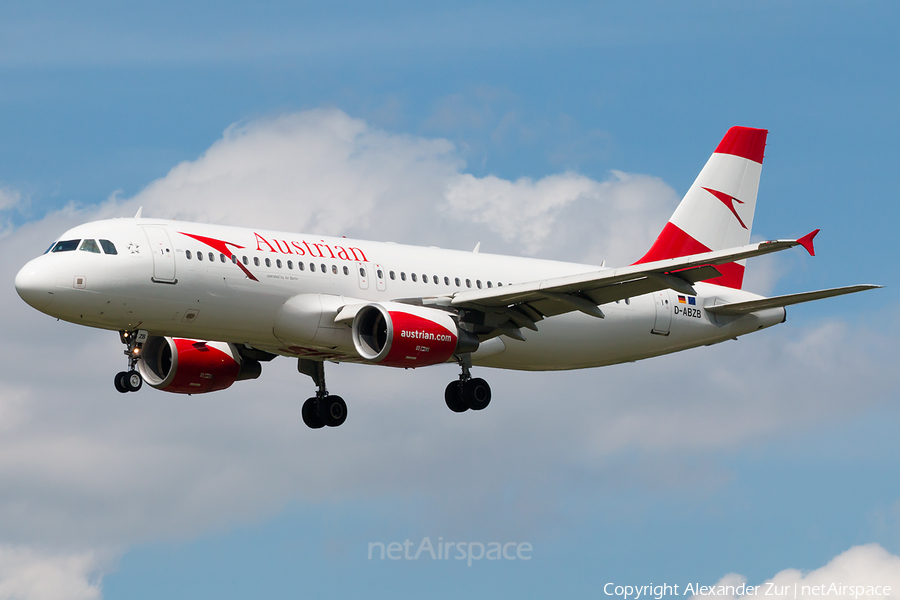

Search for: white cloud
xmin=0 ymin=188 xmax=21 ymax=212
xmin=94 ymin=108 xmax=677 ymax=265
xmin=444 ymin=169 xmax=677 ymax=262
xmin=694 ymin=544 xmax=900 ymax=599
xmin=116 ymin=109 xmax=461 ymax=245
xmin=3 ymin=108 xmax=896 ymax=595
xmin=0 ymin=546 xmax=104 ymax=600
xmin=0 ymin=186 xmax=27 ymax=240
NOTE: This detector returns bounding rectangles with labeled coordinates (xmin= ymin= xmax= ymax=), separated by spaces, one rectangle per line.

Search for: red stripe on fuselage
xmin=179 ymin=231 xmax=259 ymax=282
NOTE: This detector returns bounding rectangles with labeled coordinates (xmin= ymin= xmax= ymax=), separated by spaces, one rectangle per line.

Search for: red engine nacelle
xmin=351 ymin=303 xmax=479 ymax=368
xmin=137 ymin=337 xmax=261 ymax=394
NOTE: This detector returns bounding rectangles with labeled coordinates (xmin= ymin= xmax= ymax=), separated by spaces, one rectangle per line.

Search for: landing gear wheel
xmin=444 ymin=381 xmax=468 ymax=413
xmin=462 ymin=378 xmax=491 ymax=411
xmin=317 ymin=395 xmax=347 ymax=427
xmin=302 ymin=398 xmax=325 ymax=429
xmin=126 ymin=371 xmax=143 ymax=392
xmin=114 ymin=371 xmax=129 ymax=394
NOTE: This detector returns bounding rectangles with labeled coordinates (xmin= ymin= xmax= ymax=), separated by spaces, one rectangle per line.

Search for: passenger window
xmin=299 ymin=262 xmax=305 ymax=271
xmin=411 ymin=273 xmax=417 ymax=282
xmin=332 ymin=265 xmax=338 ymax=274
xmin=265 ymin=258 xmax=271 ymax=267
xmin=466 ymin=279 xmax=472 ymax=288
xmin=311 ymin=263 xmax=317 ymax=272
xmin=232 ymin=255 xmax=237 ymax=264
xmin=377 ymin=269 xmax=384 ymax=279
xmin=186 ymin=250 xmax=192 ymax=259
xmin=389 ymin=271 xmax=395 ymax=280
xmin=220 ymin=254 xmax=226 ymax=263
xmin=487 ymin=281 xmax=492 ymax=288
xmin=242 ymin=256 xmax=248 ymax=265
xmin=99 ymin=239 xmax=118 ymax=255
xmin=401 ymin=272 xmax=407 ymax=281
xmin=422 ymin=274 xmax=428 ymax=284
xmin=208 ymin=252 xmax=214 ymax=262
xmin=321 ymin=263 xmax=326 ymax=273
xmin=254 ymin=257 xmax=260 ymax=267
xmin=358 ymin=267 xmax=365 ymax=277
xmin=455 ymin=277 xmax=460 ymax=287
xmin=343 ymin=266 xmax=349 ymax=275
xmin=79 ymin=239 xmax=101 ymax=253
xmin=287 ymin=260 xmax=293 ymax=269
xmin=498 ymin=282 xmax=503 ymax=287
xmin=197 ymin=252 xmax=204 ymax=261
xmin=476 ymin=280 xmax=482 ymax=289
xmin=276 ymin=259 xmax=282 ymax=268
xmin=52 ymin=239 xmax=80 ymax=252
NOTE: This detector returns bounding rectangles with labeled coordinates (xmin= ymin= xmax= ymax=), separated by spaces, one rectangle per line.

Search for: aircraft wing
xmin=439 ymin=232 xmax=821 ymax=332
xmin=703 ymin=285 xmax=882 ymax=316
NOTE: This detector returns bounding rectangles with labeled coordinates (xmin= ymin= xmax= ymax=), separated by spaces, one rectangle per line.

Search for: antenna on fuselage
xmin=134 ymin=206 xmax=143 ymax=219
xmin=473 ymin=242 xmax=481 ymax=254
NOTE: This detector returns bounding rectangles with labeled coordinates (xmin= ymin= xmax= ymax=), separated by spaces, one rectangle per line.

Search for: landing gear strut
xmin=445 ymin=354 xmax=491 ymax=413
xmin=298 ymin=358 xmax=347 ymax=429
xmin=115 ymin=330 xmax=146 ymax=393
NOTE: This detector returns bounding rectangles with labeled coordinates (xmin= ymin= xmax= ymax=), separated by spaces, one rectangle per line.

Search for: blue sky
xmin=1 ymin=2 xmax=898 ymax=598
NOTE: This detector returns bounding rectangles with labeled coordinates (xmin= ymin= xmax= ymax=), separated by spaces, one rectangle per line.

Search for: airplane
xmin=14 ymin=126 xmax=880 ymax=429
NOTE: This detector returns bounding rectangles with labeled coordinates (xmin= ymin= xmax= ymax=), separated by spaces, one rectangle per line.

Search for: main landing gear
xmin=298 ymin=358 xmax=347 ymax=429
xmin=444 ymin=354 xmax=491 ymax=413
xmin=114 ymin=330 xmax=146 ymax=393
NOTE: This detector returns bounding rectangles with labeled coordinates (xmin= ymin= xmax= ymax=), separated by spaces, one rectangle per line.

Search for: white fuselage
xmin=15 ymin=218 xmax=786 ymax=372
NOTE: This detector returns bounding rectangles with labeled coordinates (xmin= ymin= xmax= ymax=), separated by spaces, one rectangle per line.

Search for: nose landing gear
xmin=298 ymin=358 xmax=347 ymax=429
xmin=115 ymin=330 xmax=146 ymax=393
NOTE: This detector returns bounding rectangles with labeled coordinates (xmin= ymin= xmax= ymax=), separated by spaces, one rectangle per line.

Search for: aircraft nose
xmin=15 ymin=259 xmax=57 ymax=311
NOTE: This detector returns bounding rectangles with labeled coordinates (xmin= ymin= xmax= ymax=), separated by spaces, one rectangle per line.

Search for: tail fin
xmin=635 ymin=126 xmax=768 ymax=289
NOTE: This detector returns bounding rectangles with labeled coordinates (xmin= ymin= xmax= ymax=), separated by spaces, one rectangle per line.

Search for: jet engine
xmin=351 ymin=303 xmax=479 ymax=368
xmin=137 ymin=336 xmax=262 ymax=394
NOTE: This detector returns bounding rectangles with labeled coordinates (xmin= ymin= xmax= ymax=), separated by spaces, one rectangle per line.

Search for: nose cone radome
xmin=15 ymin=259 xmax=57 ymax=311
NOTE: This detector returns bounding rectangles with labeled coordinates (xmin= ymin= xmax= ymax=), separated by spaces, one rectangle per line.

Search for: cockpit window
xmin=79 ymin=239 xmax=101 ymax=253
xmin=99 ymin=239 xmax=117 ymax=255
xmin=51 ymin=239 xmax=80 ymax=253
xmin=44 ymin=241 xmax=57 ymax=254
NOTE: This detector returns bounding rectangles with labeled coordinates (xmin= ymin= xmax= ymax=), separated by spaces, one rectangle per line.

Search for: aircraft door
xmin=143 ymin=226 xmax=177 ymax=283
xmin=651 ymin=290 xmax=672 ymax=335
xmin=374 ymin=264 xmax=386 ymax=291
xmin=356 ymin=263 xmax=369 ymax=290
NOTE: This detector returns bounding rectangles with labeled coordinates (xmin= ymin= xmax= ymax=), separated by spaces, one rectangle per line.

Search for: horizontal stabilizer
xmin=705 ymin=285 xmax=882 ymax=316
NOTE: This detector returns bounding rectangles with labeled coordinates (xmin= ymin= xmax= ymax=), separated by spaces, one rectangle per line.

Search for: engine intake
xmin=351 ymin=303 xmax=478 ymax=367
xmin=137 ymin=336 xmax=261 ymax=394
